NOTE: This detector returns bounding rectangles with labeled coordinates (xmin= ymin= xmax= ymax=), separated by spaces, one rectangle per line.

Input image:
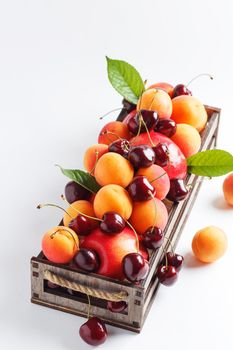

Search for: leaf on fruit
xmin=57 ymin=165 xmax=101 ymax=193
xmin=106 ymin=57 xmax=145 ymax=104
xmin=187 ymin=150 xmax=233 ymax=177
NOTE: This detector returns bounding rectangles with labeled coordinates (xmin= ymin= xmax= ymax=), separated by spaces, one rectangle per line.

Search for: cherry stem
xmin=101 ymin=130 xmax=123 ymax=143
xmin=37 ymin=203 xmax=73 ymax=218
xmin=86 ymin=294 xmax=91 ymax=319
xmin=89 ymin=150 xmax=99 ymax=176
xmin=138 ymin=113 xmax=155 ymax=147
xmin=126 ymin=221 xmax=140 ymax=253
xmin=99 ymin=107 xmax=125 ymax=120
xmin=148 ymin=89 xmax=158 ymax=110
xmin=161 ymin=246 xmax=169 ymax=267
xmin=164 ymin=236 xmax=175 ymax=257
xmin=60 ymin=195 xmax=102 ymax=222
xmin=150 ymin=172 xmax=167 ymax=184
xmin=50 ymin=227 xmax=79 ymax=249
xmin=186 ymin=73 xmax=213 ymax=88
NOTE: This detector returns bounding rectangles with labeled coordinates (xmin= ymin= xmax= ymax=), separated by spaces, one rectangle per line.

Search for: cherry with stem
xmin=79 ymin=294 xmax=108 ymax=345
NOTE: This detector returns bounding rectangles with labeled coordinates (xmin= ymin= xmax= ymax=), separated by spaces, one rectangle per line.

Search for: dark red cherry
xmin=65 ymin=181 xmax=90 ymax=203
xmin=128 ymin=145 xmax=155 ymax=168
xmin=155 ymin=119 xmax=177 ymax=138
xmin=68 ymin=214 xmax=93 ymax=235
xmin=73 ymin=248 xmax=99 ymax=272
xmin=79 ymin=317 xmax=107 ymax=346
xmin=108 ymin=139 xmax=130 ymax=158
xmin=166 ymin=179 xmax=189 ymax=202
xmin=153 ymin=143 xmax=170 ymax=167
xmin=128 ymin=176 xmax=155 ymax=201
xmin=173 ymin=84 xmax=192 ymax=98
xmin=100 ymin=212 xmax=125 ymax=234
xmin=117 ymin=99 xmax=136 ymax=122
xmin=142 ymin=227 xmax=164 ymax=250
xmin=107 ymin=301 xmax=127 ymax=313
xmin=128 ymin=110 xmax=158 ymax=135
xmin=164 ymin=252 xmax=184 ymax=272
xmin=157 ymin=265 xmax=178 ymax=286
xmin=122 ymin=252 xmax=149 ymax=282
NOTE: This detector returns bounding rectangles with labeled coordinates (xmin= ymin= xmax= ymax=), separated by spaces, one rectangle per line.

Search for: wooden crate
xmin=31 ymin=106 xmax=220 ymax=333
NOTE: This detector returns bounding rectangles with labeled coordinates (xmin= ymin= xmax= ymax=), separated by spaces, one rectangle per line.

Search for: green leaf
xmin=187 ymin=150 xmax=233 ymax=177
xmin=106 ymin=57 xmax=145 ymax=104
xmin=57 ymin=165 xmax=101 ymax=193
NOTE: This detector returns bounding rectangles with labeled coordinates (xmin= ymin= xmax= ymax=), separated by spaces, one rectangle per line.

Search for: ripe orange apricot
xmin=137 ymin=88 xmax=172 ymax=119
xmin=94 ymin=152 xmax=134 ymax=188
xmin=42 ymin=226 xmax=79 ymax=264
xmin=192 ymin=226 xmax=227 ymax=263
xmin=83 ymin=144 xmax=108 ymax=173
xmin=223 ymin=173 xmax=233 ymax=205
xmin=136 ymin=165 xmax=170 ymax=200
xmin=148 ymin=82 xmax=174 ymax=98
xmin=63 ymin=200 xmax=97 ymax=227
xmin=171 ymin=95 xmax=208 ymax=132
xmin=94 ymin=184 xmax=133 ymax=220
xmin=171 ymin=123 xmax=201 ymax=157
xmin=98 ymin=121 xmax=131 ymax=145
xmin=130 ymin=198 xmax=168 ymax=234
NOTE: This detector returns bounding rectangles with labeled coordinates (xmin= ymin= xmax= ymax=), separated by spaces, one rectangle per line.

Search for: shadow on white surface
xmin=183 ymin=252 xmax=208 ymax=269
xmin=211 ymin=196 xmax=232 ymax=210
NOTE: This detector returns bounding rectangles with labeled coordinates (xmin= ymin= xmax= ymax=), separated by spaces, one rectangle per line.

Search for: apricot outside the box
xmin=192 ymin=226 xmax=227 ymax=263
xmin=223 ymin=173 xmax=233 ymax=205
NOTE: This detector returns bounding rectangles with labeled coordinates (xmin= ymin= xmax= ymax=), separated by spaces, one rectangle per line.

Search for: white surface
xmin=0 ymin=1 xmax=233 ymax=349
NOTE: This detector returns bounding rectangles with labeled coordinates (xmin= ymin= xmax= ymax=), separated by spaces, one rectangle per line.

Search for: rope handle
xmin=44 ymin=270 xmax=128 ymax=302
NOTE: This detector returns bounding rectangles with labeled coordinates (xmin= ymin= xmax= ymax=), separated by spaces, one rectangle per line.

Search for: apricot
xmin=137 ymin=88 xmax=172 ymax=119
xmin=148 ymin=82 xmax=174 ymax=98
xmin=171 ymin=95 xmax=208 ymax=132
xmin=98 ymin=121 xmax=131 ymax=145
xmin=63 ymin=200 xmax=97 ymax=227
xmin=94 ymin=152 xmax=134 ymax=188
xmin=83 ymin=143 xmax=108 ymax=173
xmin=42 ymin=226 xmax=79 ymax=264
xmin=130 ymin=198 xmax=168 ymax=234
xmin=171 ymin=123 xmax=201 ymax=157
xmin=136 ymin=164 xmax=170 ymax=200
xmin=94 ymin=184 xmax=133 ymax=220
xmin=192 ymin=226 xmax=227 ymax=263
xmin=223 ymin=173 xmax=233 ymax=205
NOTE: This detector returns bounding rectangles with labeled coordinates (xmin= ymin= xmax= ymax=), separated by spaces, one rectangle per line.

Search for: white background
xmin=0 ymin=1 xmax=233 ymax=349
